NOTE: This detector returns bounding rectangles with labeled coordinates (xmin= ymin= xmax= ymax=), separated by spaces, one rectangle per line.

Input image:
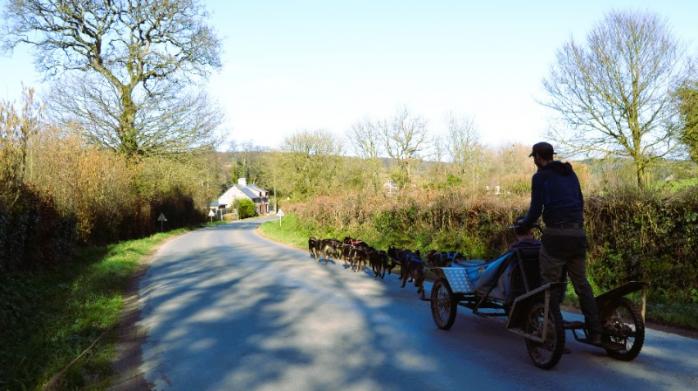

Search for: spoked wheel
xmin=431 ymin=278 xmax=457 ymax=330
xmin=524 ymin=301 xmax=565 ymax=370
xmin=602 ymin=297 xmax=645 ymax=361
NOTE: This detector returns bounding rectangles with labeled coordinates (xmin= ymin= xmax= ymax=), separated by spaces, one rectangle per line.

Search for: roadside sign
xmin=158 ymin=213 xmax=168 ymax=231
xmin=208 ymin=209 xmax=215 ymax=222
xmin=276 ymin=208 xmax=284 ymax=226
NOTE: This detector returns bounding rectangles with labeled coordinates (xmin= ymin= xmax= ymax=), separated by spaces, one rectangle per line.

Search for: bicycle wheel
xmin=602 ymin=297 xmax=645 ymax=361
xmin=524 ymin=301 xmax=565 ymax=369
xmin=431 ymin=278 xmax=457 ymax=330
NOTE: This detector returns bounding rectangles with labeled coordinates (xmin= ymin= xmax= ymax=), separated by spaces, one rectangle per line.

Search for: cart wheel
xmin=431 ymin=278 xmax=457 ymax=330
xmin=524 ymin=301 xmax=565 ymax=370
xmin=602 ymin=297 xmax=645 ymax=361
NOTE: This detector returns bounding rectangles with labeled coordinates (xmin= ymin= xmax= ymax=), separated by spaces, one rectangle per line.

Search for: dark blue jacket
xmin=522 ymin=161 xmax=584 ymax=227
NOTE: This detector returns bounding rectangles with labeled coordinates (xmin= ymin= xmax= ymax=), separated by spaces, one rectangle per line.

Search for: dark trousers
xmin=540 ymin=227 xmax=602 ymax=334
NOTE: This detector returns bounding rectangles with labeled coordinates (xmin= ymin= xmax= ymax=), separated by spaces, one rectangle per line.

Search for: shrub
xmin=1 ymin=101 xmax=218 ymax=269
xmin=585 ymin=189 xmax=698 ymax=303
xmin=0 ymin=184 xmax=75 ymax=272
xmin=237 ymin=198 xmax=257 ymax=219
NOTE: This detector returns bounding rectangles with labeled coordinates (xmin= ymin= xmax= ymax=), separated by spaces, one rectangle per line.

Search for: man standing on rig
xmin=520 ymin=142 xmax=602 ymax=345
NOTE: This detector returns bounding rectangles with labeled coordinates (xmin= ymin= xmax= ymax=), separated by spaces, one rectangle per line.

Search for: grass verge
xmin=0 ymin=223 xmax=217 ymax=390
xmin=258 ymin=214 xmax=312 ymax=250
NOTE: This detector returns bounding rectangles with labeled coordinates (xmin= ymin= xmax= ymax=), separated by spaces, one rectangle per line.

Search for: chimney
xmin=237 ymin=177 xmax=247 ymax=186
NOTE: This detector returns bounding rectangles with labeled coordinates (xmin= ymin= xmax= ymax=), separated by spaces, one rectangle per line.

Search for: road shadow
xmin=130 ymin=221 xmax=698 ymax=390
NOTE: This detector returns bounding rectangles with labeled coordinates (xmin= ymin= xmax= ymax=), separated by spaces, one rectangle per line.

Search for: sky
xmin=1 ymin=0 xmax=697 ymax=152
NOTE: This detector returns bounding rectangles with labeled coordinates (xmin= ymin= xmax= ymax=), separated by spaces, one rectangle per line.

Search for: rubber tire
xmin=524 ymin=301 xmax=565 ymax=370
xmin=602 ymin=297 xmax=645 ymax=361
xmin=431 ymin=278 xmax=457 ymax=330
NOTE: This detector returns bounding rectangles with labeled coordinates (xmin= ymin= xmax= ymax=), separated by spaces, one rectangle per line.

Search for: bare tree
xmin=284 ymin=129 xmax=342 ymax=157
xmin=380 ymin=108 xmax=428 ymax=185
xmin=281 ymin=129 xmax=343 ymax=197
xmin=445 ymin=112 xmax=483 ymax=187
xmin=349 ymin=119 xmax=382 ymax=159
xmin=348 ymin=118 xmax=383 ymax=190
xmin=446 ymin=113 xmax=479 ymax=168
xmin=542 ymin=11 xmax=688 ymax=188
xmin=46 ymin=74 xmax=222 ymax=155
xmin=2 ymin=0 xmax=221 ymax=156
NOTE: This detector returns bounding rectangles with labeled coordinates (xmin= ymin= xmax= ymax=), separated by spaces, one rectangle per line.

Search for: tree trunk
xmin=634 ymin=159 xmax=646 ymax=189
xmin=118 ymin=88 xmax=139 ymax=156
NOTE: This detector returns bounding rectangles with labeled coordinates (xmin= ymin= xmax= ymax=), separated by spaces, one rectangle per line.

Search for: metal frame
xmin=504 ymin=282 xmax=564 ymax=343
xmin=431 ymin=246 xmax=560 ymax=340
xmin=429 ymin=242 xmax=649 ymax=366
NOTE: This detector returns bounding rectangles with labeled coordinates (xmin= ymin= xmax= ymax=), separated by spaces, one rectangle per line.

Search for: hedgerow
xmin=288 ymin=188 xmax=698 ymax=305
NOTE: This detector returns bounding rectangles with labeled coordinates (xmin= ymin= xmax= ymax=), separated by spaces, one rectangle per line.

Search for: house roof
xmin=247 ymin=183 xmax=266 ymax=193
xmin=217 ymin=182 xmax=268 ymax=206
xmin=237 ymin=185 xmax=260 ymax=200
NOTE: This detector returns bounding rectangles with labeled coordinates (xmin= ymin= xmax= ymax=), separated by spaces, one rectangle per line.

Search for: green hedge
xmin=0 ymin=184 xmax=204 ymax=272
xmin=290 ymin=189 xmax=698 ymax=305
xmin=585 ymin=190 xmax=698 ymax=304
xmin=0 ymin=185 xmax=75 ymax=272
xmin=237 ymin=198 xmax=257 ymax=219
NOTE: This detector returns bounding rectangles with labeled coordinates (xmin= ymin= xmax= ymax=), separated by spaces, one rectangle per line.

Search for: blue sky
xmin=1 ymin=0 xmax=697 ymax=151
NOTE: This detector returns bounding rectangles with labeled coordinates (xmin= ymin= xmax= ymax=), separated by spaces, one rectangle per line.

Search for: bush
xmin=585 ymin=189 xmax=698 ymax=303
xmin=26 ymin=133 xmax=213 ymax=245
xmin=237 ymin=198 xmax=257 ymax=219
xmin=0 ymin=183 xmax=75 ymax=272
xmin=1 ymin=116 xmax=218 ymax=270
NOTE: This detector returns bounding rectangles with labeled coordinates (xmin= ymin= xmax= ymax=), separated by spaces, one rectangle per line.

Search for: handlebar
xmin=508 ymin=223 xmax=542 ymax=234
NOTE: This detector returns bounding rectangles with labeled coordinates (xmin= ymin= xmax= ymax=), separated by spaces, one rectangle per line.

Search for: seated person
xmin=510 ymin=224 xmax=541 ymax=250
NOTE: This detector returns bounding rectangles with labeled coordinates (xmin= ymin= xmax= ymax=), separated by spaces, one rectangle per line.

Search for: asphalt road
xmin=134 ymin=218 xmax=698 ymax=390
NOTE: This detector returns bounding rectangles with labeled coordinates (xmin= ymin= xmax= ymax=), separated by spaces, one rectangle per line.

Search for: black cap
xmin=528 ymin=142 xmax=556 ymax=158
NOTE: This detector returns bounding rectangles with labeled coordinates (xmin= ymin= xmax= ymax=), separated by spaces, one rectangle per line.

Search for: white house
xmin=218 ymin=178 xmax=271 ymax=215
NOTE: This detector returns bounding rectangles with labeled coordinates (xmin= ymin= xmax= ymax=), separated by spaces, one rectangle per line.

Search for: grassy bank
xmin=0 ymin=224 xmax=217 ymax=390
xmin=260 ymin=215 xmax=698 ymax=331
xmin=258 ymin=214 xmax=313 ymax=249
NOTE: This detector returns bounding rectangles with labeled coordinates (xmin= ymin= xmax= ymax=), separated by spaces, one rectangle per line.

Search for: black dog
xmin=308 ymin=237 xmax=321 ymax=260
xmin=319 ymin=238 xmax=342 ymax=263
xmin=388 ymin=247 xmax=426 ymax=299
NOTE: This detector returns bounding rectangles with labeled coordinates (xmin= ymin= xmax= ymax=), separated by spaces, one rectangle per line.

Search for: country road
xmin=128 ymin=218 xmax=698 ymax=390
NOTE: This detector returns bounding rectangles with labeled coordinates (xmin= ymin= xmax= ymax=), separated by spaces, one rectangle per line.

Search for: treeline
xmin=0 ymin=91 xmax=224 ymax=272
xmin=229 ymin=130 xmax=555 ymax=201
xmin=227 ymin=128 xmax=696 ymax=205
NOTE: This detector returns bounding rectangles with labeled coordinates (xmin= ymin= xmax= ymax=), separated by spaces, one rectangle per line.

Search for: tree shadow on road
xmin=131 ymin=222 xmax=698 ymax=390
